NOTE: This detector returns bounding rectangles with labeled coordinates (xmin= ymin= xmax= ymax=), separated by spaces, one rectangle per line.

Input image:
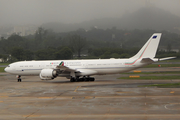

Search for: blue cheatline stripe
xmin=18 ymin=66 xmax=134 ymax=71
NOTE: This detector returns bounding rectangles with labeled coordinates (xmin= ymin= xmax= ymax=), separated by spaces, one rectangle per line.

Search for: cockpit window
xmin=8 ymin=65 xmax=10 ymax=67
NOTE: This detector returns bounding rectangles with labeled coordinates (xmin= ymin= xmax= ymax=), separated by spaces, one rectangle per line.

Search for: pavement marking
xmin=74 ymin=86 xmax=80 ymax=92
xmin=129 ymin=76 xmax=140 ymax=78
xmin=23 ymin=115 xmax=41 ymax=118
xmin=133 ymin=70 xmax=141 ymax=73
xmin=164 ymin=103 xmax=180 ymax=110
xmin=170 ymin=91 xmax=175 ymax=93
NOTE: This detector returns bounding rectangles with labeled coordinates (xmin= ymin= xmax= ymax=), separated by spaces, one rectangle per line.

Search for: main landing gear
xmin=70 ymin=76 xmax=95 ymax=82
xmin=16 ymin=75 xmax=22 ymax=82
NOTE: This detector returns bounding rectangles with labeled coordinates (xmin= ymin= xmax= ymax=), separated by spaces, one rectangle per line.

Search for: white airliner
xmin=4 ymin=33 xmax=175 ymax=82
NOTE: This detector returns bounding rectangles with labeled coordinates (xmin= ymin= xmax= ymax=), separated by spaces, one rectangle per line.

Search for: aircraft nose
xmin=4 ymin=67 xmax=7 ymax=72
xmin=4 ymin=67 xmax=10 ymax=72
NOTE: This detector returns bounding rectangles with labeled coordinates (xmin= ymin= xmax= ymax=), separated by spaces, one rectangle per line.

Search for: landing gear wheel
xmin=70 ymin=76 xmax=95 ymax=82
xmin=90 ymin=77 xmax=95 ymax=81
xmin=70 ymin=77 xmax=75 ymax=82
xmin=85 ymin=77 xmax=95 ymax=82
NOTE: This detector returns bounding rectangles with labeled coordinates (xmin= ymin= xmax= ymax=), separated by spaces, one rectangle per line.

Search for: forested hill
xmin=42 ymin=7 xmax=180 ymax=34
xmin=0 ymin=28 xmax=180 ymax=62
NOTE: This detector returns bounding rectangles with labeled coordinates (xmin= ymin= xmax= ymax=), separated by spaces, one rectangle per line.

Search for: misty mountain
xmin=119 ymin=7 xmax=180 ymax=31
xmin=42 ymin=7 xmax=180 ymax=33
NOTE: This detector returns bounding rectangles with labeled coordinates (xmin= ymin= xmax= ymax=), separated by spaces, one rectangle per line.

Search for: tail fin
xmin=131 ymin=33 xmax=162 ymax=59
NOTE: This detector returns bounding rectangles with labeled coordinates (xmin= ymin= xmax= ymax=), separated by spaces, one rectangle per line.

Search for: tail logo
xmin=153 ymin=36 xmax=157 ymax=39
xmin=59 ymin=61 xmax=64 ymax=66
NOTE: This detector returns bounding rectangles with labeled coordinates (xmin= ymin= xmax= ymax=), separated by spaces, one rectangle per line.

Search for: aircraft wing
xmin=75 ymin=69 xmax=97 ymax=76
xmin=56 ymin=65 xmax=97 ymax=76
xmin=56 ymin=65 xmax=77 ymax=72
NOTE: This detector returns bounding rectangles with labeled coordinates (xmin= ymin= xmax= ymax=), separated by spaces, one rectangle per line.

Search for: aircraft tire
xmin=70 ymin=77 xmax=75 ymax=82
xmin=90 ymin=78 xmax=95 ymax=81
xmin=78 ymin=78 xmax=84 ymax=82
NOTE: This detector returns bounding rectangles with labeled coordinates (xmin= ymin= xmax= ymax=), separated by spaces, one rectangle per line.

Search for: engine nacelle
xmin=39 ymin=69 xmax=57 ymax=80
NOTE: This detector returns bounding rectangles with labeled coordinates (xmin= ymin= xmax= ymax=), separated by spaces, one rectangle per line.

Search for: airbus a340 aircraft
xmin=5 ymin=33 xmax=175 ymax=82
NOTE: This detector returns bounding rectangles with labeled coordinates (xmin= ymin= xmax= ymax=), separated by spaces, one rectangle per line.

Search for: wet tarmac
xmin=0 ymin=67 xmax=180 ymax=120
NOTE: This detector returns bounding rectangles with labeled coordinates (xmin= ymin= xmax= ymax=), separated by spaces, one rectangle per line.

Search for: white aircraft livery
xmin=5 ymin=33 xmax=175 ymax=82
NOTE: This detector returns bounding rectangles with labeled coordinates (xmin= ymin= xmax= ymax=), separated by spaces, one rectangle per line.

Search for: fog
xmin=0 ymin=0 xmax=180 ymax=26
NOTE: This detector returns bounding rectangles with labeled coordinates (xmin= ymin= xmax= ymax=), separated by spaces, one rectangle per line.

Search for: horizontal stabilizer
xmin=159 ymin=57 xmax=176 ymax=61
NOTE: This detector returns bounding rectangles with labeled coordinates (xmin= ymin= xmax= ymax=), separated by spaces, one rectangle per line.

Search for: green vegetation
xmin=0 ymin=63 xmax=9 ymax=66
xmin=123 ymin=71 xmax=180 ymax=74
xmin=119 ymin=76 xmax=180 ymax=80
xmin=144 ymin=64 xmax=180 ymax=68
xmin=0 ymin=67 xmax=5 ymax=72
xmin=0 ymin=28 xmax=180 ymax=62
xmin=140 ymin=83 xmax=180 ymax=88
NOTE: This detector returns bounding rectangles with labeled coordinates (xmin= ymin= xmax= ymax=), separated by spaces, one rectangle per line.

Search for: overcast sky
xmin=0 ymin=0 xmax=180 ymax=26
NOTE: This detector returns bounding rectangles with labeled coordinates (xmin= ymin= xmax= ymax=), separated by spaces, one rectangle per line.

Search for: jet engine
xmin=39 ymin=69 xmax=58 ymax=80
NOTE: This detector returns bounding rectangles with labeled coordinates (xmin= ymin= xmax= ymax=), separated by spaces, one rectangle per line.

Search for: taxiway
xmin=0 ymin=67 xmax=180 ymax=120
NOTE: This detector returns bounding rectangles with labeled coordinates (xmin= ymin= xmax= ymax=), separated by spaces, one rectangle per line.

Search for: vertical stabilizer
xmin=131 ymin=33 xmax=162 ymax=59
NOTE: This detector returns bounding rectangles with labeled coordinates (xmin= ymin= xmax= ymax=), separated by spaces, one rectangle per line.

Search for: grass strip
xmin=158 ymin=59 xmax=180 ymax=62
xmin=144 ymin=64 xmax=180 ymax=68
xmin=119 ymin=76 xmax=180 ymax=80
xmin=0 ymin=63 xmax=9 ymax=66
xmin=0 ymin=67 xmax=5 ymax=72
xmin=122 ymin=71 xmax=180 ymax=74
xmin=140 ymin=83 xmax=180 ymax=88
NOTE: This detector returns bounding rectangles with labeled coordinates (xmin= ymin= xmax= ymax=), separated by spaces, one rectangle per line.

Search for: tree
xmin=69 ymin=35 xmax=87 ymax=58
xmin=35 ymin=47 xmax=56 ymax=60
xmin=35 ymin=27 xmax=48 ymax=41
xmin=11 ymin=47 xmax=24 ymax=61
xmin=55 ymin=47 xmax=73 ymax=59
xmin=167 ymin=43 xmax=172 ymax=52
xmin=1 ymin=54 xmax=9 ymax=62
xmin=23 ymin=50 xmax=34 ymax=60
